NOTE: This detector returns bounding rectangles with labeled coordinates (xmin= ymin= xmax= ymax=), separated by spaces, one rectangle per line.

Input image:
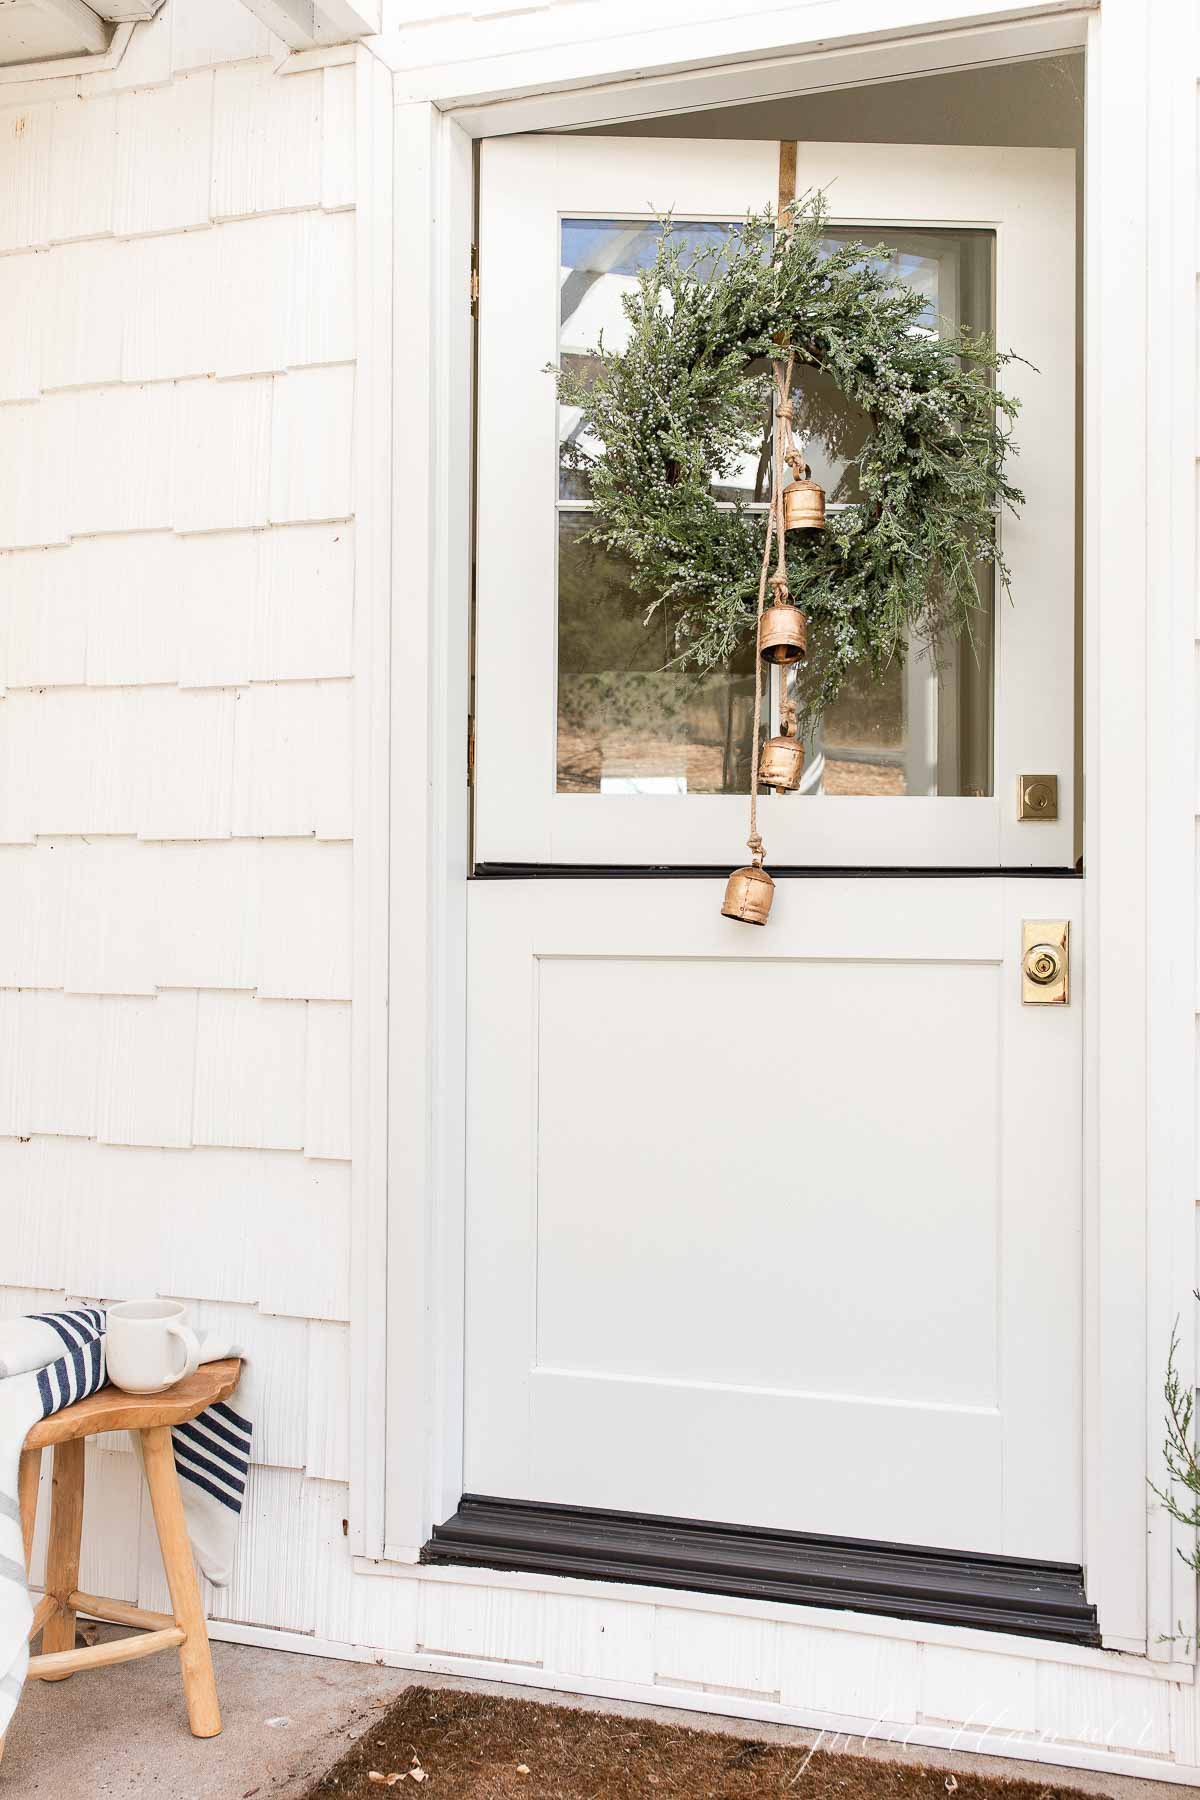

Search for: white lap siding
xmin=0 ymin=0 xmax=365 ymax=1644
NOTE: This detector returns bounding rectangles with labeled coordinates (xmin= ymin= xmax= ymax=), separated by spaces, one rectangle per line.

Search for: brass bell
xmin=758 ymin=604 xmax=808 ymax=665
xmin=721 ymin=863 xmax=775 ymax=926
xmin=758 ymin=733 xmax=804 ymax=792
xmin=783 ymin=474 xmax=825 ymax=532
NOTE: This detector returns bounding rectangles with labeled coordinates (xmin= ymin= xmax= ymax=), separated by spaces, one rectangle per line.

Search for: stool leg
xmin=40 ymin=1439 xmax=85 ymax=1674
xmin=141 ymin=1426 xmax=221 ymax=1739
xmin=17 ymin=1447 xmax=40 ymax=1575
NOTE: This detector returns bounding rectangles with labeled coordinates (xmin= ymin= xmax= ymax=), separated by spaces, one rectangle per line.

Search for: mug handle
xmin=167 ymin=1324 xmax=202 ymax=1384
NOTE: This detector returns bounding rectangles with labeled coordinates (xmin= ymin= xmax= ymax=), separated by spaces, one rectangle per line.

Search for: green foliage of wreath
xmin=554 ymin=196 xmax=1025 ymax=729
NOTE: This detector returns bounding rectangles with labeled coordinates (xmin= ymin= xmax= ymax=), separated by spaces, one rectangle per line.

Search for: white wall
xmin=0 ymin=0 xmax=389 ymax=1646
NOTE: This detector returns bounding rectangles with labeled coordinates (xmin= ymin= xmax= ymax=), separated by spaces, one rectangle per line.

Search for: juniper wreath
xmin=554 ymin=195 xmax=1025 ymax=730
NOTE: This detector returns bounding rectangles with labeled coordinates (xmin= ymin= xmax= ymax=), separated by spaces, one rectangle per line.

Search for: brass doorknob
xmin=1022 ymin=920 xmax=1069 ymax=1004
xmin=1024 ymin=943 xmax=1062 ymax=986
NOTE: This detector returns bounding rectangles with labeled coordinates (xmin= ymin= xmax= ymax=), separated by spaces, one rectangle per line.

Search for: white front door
xmin=465 ymin=136 xmax=1081 ymax=1564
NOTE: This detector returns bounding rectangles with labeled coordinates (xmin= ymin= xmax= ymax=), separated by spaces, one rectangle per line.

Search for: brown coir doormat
xmin=304 ymin=1685 xmax=1092 ymax=1800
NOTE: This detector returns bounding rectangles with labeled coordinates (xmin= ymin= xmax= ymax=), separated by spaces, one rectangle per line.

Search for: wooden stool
xmin=9 ymin=1358 xmax=241 ymax=1748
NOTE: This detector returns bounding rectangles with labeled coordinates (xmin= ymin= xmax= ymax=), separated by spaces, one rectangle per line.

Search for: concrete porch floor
xmin=0 ymin=1627 xmax=1194 ymax=1798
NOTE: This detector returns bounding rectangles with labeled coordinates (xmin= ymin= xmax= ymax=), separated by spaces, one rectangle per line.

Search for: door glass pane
xmin=557 ymin=219 xmax=996 ymax=798
xmin=558 ymin=517 xmax=757 ymax=795
xmin=559 ymin=220 xmax=762 ymax=503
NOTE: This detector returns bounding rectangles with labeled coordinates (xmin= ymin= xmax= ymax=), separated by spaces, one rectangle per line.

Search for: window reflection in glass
xmin=557 ymin=518 xmax=757 ymax=795
xmin=556 ymin=218 xmax=996 ymax=798
xmin=559 ymin=219 xmax=753 ymax=501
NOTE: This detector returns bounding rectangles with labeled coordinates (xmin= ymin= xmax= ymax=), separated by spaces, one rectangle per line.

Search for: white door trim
xmin=351 ymin=0 xmax=1199 ymax=1664
xmin=1143 ymin=0 xmax=1199 ymax=1667
xmin=348 ymin=43 xmax=394 ymax=1563
xmin=348 ymin=59 xmax=474 ymax=1561
xmin=1082 ymin=2 xmax=1199 ymax=1659
xmin=378 ymin=5 xmax=1094 ymax=126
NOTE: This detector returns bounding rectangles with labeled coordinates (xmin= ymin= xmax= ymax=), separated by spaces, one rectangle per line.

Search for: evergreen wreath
xmin=554 ymin=195 xmax=1025 ymax=728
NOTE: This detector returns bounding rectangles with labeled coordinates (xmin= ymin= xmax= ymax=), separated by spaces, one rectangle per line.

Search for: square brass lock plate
xmin=1018 ymin=774 xmax=1058 ymax=821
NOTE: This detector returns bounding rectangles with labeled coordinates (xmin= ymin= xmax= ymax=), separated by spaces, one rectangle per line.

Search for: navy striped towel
xmin=0 ymin=1307 xmax=253 ymax=1739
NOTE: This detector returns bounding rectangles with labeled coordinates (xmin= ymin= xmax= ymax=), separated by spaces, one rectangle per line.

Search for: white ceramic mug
xmin=106 ymin=1300 xmax=202 ymax=1395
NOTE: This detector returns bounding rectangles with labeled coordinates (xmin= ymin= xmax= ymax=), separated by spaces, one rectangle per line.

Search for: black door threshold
xmin=423 ymin=1495 xmax=1099 ymax=1647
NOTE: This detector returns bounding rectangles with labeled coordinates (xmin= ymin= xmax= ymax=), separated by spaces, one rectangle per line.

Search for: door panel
xmin=465 ymin=876 xmax=1083 ymax=1559
xmin=535 ymin=957 xmax=1000 ymax=1405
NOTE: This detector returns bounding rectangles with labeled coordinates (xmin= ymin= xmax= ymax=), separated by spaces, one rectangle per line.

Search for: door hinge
xmin=470 ymin=246 xmax=480 ymax=317
xmin=467 ymin=716 xmax=476 ymax=786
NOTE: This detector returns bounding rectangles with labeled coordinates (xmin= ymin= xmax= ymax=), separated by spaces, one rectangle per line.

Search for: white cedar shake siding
xmin=0 ymin=0 xmax=369 ymax=1644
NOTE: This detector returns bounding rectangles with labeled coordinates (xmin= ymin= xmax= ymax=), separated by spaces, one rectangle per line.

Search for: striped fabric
xmin=172 ymin=1399 xmax=252 ymax=1514
xmin=28 ymin=1310 xmax=107 ymax=1418
xmin=0 ymin=1307 xmax=252 ymax=1742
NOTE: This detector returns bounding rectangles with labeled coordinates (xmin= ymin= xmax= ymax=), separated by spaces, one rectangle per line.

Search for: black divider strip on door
xmin=471 ymin=864 xmax=1084 ymax=880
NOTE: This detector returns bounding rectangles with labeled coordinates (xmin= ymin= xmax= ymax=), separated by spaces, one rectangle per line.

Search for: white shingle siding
xmin=115 ymin=73 xmax=216 ymax=237
xmin=96 ymin=990 xmax=201 ymax=1149
xmin=0 ymin=1137 xmax=350 ymax=1316
xmin=0 ymin=838 xmax=351 ymax=995
xmin=268 ymin=364 xmax=356 ymax=523
xmin=211 ymin=63 xmax=326 ymax=222
xmin=45 ymin=93 xmax=120 ymax=243
xmin=0 ymin=103 xmax=54 ymax=255
xmin=0 ymin=254 xmax=42 ymax=404
xmin=0 ymin=4 xmax=356 ymax=1636
xmin=229 ymin=681 xmax=353 ymax=839
xmin=0 ymin=402 xmax=65 ymax=549
xmin=303 ymin=1001 xmax=353 ymax=1160
xmin=0 ymin=379 xmax=355 ymax=549
xmin=303 ymin=1319 xmax=351 ymax=1483
xmin=0 ymin=682 xmax=352 ymax=841
xmin=0 ymin=524 xmax=353 ymax=688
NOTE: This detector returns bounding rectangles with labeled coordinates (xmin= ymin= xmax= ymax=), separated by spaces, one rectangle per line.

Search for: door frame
xmin=347 ymin=0 xmax=1199 ymax=1663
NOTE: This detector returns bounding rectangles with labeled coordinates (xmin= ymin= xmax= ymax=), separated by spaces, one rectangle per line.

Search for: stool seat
xmin=23 ymin=1358 xmax=241 ymax=1450
xmin=3 ymin=1358 xmax=243 ymax=1759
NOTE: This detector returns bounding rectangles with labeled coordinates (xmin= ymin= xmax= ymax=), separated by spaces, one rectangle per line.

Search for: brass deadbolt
xmin=1018 ymin=774 xmax=1058 ymax=821
xmin=1021 ymin=920 xmax=1070 ymax=1005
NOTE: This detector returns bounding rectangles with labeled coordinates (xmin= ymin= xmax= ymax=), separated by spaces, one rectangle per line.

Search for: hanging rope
xmin=738 ymin=139 xmax=802 ymax=892
xmin=774 ymin=141 xmax=802 ymax=761
xmin=773 ymin=376 xmax=802 ymax=748
xmin=772 ymin=358 xmax=801 ymax=744
xmin=746 ymin=349 xmax=796 ymax=866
